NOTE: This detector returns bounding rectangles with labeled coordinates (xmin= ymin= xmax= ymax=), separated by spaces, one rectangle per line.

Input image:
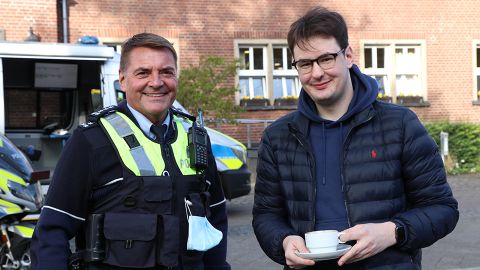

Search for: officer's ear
xmin=118 ymin=69 xmax=127 ymax=93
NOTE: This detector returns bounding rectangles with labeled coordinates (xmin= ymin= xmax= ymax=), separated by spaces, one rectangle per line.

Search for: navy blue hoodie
xmin=298 ymin=64 xmax=378 ymax=231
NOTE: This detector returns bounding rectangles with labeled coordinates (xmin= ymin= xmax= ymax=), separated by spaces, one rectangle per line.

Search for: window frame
xmin=360 ymin=40 xmax=427 ymax=104
xmin=238 ymin=45 xmax=268 ymax=98
xmin=473 ymin=41 xmax=480 ymax=101
xmin=272 ymin=46 xmax=301 ymax=98
xmin=234 ymin=39 xmax=301 ymax=105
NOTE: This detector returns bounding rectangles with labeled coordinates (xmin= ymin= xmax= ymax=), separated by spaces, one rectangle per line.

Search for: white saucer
xmin=295 ymin=244 xmax=351 ymax=261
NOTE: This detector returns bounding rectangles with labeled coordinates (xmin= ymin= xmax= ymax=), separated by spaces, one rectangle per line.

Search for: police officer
xmin=31 ymin=33 xmax=230 ymax=270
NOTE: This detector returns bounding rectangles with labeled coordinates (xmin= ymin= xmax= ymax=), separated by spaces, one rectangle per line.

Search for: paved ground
xmin=226 ymin=174 xmax=480 ymax=270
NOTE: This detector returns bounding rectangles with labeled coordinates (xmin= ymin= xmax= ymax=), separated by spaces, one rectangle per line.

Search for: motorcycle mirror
xmin=30 ymin=170 xmax=50 ymax=182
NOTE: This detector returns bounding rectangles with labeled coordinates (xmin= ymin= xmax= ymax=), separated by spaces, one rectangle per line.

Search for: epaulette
xmin=88 ymin=105 xmax=118 ymax=123
xmin=171 ymin=107 xmax=196 ymax=122
xmin=79 ymin=121 xmax=98 ymax=129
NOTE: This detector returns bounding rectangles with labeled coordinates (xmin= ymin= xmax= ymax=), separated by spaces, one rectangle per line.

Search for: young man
xmin=252 ymin=6 xmax=458 ymax=270
xmin=31 ymin=33 xmax=230 ymax=270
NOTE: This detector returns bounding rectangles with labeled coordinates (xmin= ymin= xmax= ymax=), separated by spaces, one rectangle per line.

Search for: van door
xmin=100 ymin=53 xmax=120 ymax=108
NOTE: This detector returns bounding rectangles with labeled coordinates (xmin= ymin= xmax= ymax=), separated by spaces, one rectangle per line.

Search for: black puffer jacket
xmin=252 ymin=101 xmax=459 ymax=269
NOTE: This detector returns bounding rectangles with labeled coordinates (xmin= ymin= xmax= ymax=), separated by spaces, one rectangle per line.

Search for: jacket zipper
xmin=290 ymin=127 xmax=316 ymax=232
xmin=341 ymin=113 xmax=375 ymax=228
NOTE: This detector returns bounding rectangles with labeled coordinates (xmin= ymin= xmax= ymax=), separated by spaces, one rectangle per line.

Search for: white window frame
xmin=473 ymin=41 xmax=480 ymax=101
xmin=235 ymin=40 xmax=301 ymax=105
xmin=360 ymin=40 xmax=427 ymax=103
xmin=237 ymin=45 xmax=268 ymax=98
xmin=272 ymin=46 xmax=301 ymax=98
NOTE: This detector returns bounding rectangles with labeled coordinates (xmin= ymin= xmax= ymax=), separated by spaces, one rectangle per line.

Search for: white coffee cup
xmin=305 ymin=230 xmax=346 ymax=253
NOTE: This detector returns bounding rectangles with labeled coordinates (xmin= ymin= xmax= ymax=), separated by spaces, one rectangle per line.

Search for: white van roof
xmin=0 ymin=41 xmax=115 ymax=60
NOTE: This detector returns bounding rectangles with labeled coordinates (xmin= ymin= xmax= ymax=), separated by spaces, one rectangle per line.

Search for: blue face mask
xmin=185 ymin=198 xmax=223 ymax=251
xmin=186 ymin=215 xmax=223 ymax=251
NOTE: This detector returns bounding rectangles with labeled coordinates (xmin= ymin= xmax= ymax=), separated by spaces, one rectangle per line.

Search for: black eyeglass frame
xmin=292 ymin=48 xmax=346 ymax=72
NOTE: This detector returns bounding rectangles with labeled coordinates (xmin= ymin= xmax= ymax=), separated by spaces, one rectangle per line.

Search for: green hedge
xmin=425 ymin=122 xmax=480 ymax=175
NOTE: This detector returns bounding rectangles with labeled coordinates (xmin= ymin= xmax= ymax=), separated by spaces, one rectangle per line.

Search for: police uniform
xmin=31 ymin=101 xmax=230 ymax=270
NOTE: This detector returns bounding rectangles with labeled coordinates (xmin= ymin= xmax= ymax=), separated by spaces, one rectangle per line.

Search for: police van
xmin=0 ymin=41 xmax=251 ymax=200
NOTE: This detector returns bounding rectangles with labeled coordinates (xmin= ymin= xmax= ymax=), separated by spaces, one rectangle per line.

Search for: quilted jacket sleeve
xmin=252 ymin=130 xmax=296 ymax=265
xmin=393 ymin=109 xmax=459 ymax=250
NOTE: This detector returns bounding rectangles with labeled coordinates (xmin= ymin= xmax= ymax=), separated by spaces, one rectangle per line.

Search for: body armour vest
xmin=85 ymin=111 xmax=208 ymax=270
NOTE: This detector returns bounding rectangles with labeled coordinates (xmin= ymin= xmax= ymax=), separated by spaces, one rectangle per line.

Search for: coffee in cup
xmin=305 ymin=230 xmax=345 ymax=253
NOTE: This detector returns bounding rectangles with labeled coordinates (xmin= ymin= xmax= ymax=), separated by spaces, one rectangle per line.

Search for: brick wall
xmin=1 ymin=0 xmax=480 ymax=143
xmin=0 ymin=0 xmax=58 ymax=42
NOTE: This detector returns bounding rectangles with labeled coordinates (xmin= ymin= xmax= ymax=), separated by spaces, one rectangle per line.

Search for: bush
xmin=177 ymin=56 xmax=242 ymax=122
xmin=425 ymin=122 xmax=480 ymax=174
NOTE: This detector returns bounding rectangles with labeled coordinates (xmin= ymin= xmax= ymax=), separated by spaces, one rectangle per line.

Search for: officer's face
xmin=119 ymin=47 xmax=177 ymax=124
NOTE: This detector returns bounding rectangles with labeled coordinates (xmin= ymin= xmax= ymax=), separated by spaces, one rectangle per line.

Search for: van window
xmin=114 ymin=80 xmax=125 ymax=102
xmin=2 ymin=58 xmax=103 ymax=131
xmin=5 ymin=88 xmax=73 ymax=129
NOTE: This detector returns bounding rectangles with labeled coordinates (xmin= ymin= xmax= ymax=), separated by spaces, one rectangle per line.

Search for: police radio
xmin=188 ymin=109 xmax=209 ymax=170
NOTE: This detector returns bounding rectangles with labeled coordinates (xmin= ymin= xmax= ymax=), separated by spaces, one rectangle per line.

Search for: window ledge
xmin=243 ymin=105 xmax=297 ymax=111
xmin=396 ymin=101 xmax=430 ymax=107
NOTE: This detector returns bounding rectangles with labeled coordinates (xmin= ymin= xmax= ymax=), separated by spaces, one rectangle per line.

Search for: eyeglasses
xmin=292 ymin=48 xmax=345 ymax=74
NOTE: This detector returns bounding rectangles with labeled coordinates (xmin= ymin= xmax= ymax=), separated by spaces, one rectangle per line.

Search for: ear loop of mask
xmin=185 ymin=198 xmax=193 ymax=221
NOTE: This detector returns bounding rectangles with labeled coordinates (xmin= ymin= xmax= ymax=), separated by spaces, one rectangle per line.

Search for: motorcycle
xmin=0 ymin=133 xmax=47 ymax=270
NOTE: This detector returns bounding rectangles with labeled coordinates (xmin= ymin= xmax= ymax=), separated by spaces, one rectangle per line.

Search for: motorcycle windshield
xmin=0 ymin=134 xmax=33 ymax=180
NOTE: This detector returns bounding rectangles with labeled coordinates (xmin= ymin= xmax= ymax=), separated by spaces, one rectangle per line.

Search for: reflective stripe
xmin=130 ymin=146 xmax=155 ymax=176
xmin=105 ymin=113 xmax=133 ymax=137
xmin=42 ymin=205 xmax=86 ymax=221
xmin=11 ymin=224 xmax=34 ymax=238
xmin=100 ymin=113 xmax=162 ymax=176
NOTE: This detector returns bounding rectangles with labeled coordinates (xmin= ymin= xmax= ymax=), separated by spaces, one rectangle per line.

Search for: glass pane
xmin=6 ymin=89 xmax=72 ymax=129
xmin=477 ymin=48 xmax=480 ymax=68
xmin=239 ymin=48 xmax=250 ymax=70
xmin=396 ymin=74 xmax=419 ymax=96
xmin=286 ymin=78 xmax=296 ymax=96
xmin=252 ymin=78 xmax=264 ymax=97
xmin=287 ymin=49 xmax=293 ymax=69
xmin=239 ymin=78 xmax=249 ymax=97
xmin=273 ymin=78 xmax=283 ymax=98
xmin=273 ymin=48 xmax=283 ymax=70
xmin=5 ymin=89 xmax=37 ymax=128
xmin=374 ymin=76 xmax=385 ymax=94
xmin=364 ymin=48 xmax=372 ymax=68
xmin=408 ymin=48 xmax=415 ymax=54
xmin=377 ymin=48 xmax=385 ymax=68
xmin=253 ymin=48 xmax=264 ymax=70
xmin=395 ymin=48 xmax=403 ymax=55
xmin=477 ymin=76 xmax=480 ymax=91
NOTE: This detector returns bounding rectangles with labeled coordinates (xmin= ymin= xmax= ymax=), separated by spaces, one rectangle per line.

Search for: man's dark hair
xmin=120 ymin=32 xmax=177 ymax=71
xmin=287 ymin=6 xmax=349 ymax=57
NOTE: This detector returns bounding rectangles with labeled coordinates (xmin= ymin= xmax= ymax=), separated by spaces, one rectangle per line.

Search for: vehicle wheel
xmin=0 ymin=238 xmax=31 ymax=270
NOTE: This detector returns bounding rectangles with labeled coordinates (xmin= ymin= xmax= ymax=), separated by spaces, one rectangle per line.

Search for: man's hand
xmin=282 ymin=235 xmax=316 ymax=269
xmin=338 ymin=222 xmax=397 ymax=266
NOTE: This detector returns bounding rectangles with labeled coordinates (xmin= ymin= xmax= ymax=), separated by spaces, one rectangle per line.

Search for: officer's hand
xmin=282 ymin=235 xmax=315 ymax=269
xmin=337 ymin=222 xmax=397 ymax=266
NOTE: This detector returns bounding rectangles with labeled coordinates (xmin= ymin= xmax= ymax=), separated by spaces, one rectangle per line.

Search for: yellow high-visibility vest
xmin=99 ymin=112 xmax=197 ymax=176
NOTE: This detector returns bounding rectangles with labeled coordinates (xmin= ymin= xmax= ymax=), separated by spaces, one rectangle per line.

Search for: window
xmin=362 ymin=41 xmax=426 ymax=102
xmin=238 ymin=46 xmax=267 ymax=98
xmin=236 ymin=41 xmax=301 ymax=104
xmin=476 ymin=45 xmax=480 ymax=100
xmin=272 ymin=46 xmax=300 ymax=99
